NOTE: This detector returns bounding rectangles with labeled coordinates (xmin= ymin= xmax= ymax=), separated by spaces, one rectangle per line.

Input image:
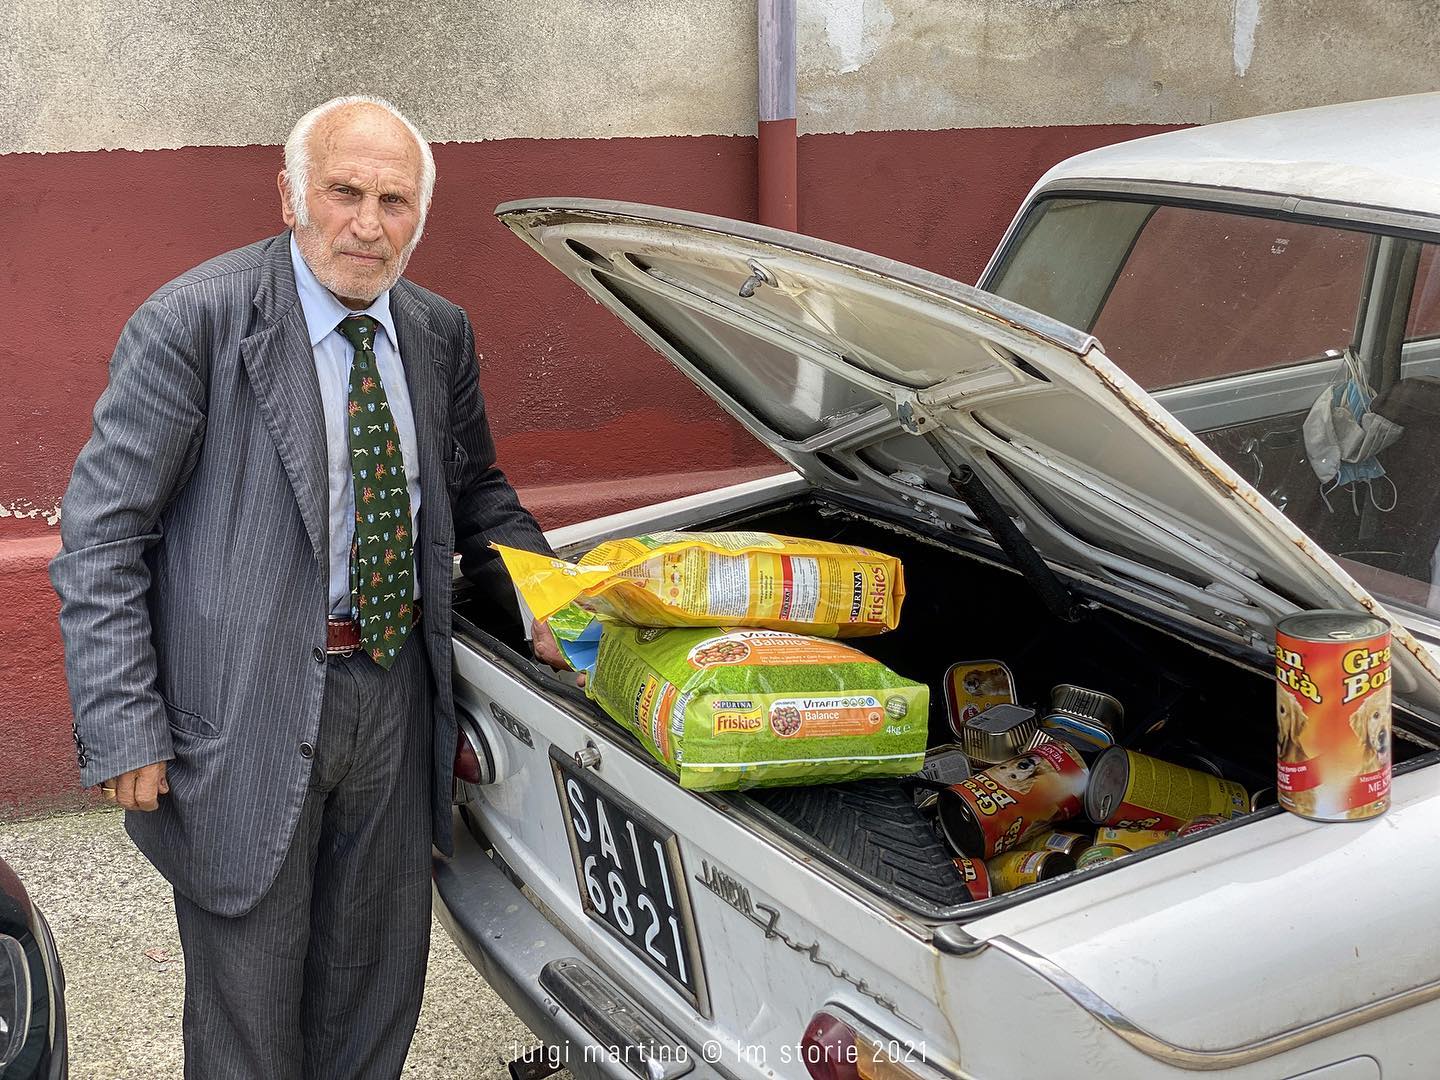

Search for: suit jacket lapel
xmin=390 ymin=282 xmax=448 ymax=549
xmin=240 ymin=235 xmax=330 ymax=568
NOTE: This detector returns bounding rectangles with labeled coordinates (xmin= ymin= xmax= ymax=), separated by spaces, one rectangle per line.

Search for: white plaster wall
xmin=4 ymin=0 xmax=1439 ymax=153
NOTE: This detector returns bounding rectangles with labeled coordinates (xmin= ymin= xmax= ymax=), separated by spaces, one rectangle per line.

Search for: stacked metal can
xmin=1274 ymin=611 xmax=1392 ymax=822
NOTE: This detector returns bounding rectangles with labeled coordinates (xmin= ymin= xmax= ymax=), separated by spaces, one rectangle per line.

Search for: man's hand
xmin=101 ymin=762 xmax=170 ymax=811
xmin=532 ymin=618 xmax=585 ymax=687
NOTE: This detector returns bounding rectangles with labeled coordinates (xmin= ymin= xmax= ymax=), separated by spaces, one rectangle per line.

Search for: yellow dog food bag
xmin=495 ymin=531 xmax=905 ymax=637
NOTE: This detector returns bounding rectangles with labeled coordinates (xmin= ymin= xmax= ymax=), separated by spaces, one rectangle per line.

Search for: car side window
xmin=989 ymin=194 xmax=1440 ymax=620
xmin=1088 ymin=206 xmax=1369 ymax=390
xmin=1405 ymin=245 xmax=1440 ymax=342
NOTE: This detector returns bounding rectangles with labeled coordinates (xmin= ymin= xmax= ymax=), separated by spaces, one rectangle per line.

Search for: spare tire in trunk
xmin=754 ymin=780 xmax=971 ymax=906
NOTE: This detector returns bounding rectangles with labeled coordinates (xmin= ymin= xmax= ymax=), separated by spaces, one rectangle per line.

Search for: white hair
xmin=282 ymin=95 xmax=436 ymax=238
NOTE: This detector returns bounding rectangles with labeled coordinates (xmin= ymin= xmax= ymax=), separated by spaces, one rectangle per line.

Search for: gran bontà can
xmin=1085 ymin=748 xmax=1248 ymax=831
xmin=952 ymin=856 xmax=992 ymax=901
xmin=1274 ymin=611 xmax=1392 ymax=822
xmin=938 ymin=740 xmax=1089 ymax=858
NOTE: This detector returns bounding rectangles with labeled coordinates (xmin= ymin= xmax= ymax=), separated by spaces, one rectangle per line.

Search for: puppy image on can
xmin=937 ymin=740 xmax=1089 ymax=859
xmin=1275 ymin=611 xmax=1392 ymax=821
xmin=944 ymin=660 xmax=1017 ymax=737
xmin=992 ymin=751 xmax=1056 ymax=792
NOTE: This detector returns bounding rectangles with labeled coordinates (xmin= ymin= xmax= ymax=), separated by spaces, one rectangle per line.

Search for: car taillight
xmin=800 ymin=1012 xmax=931 ymax=1080
xmin=453 ymin=707 xmax=491 ymax=785
xmin=453 ymin=732 xmax=483 ymax=784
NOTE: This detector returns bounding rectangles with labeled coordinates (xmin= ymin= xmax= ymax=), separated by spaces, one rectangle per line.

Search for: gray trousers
xmin=174 ymin=632 xmax=435 ymax=1080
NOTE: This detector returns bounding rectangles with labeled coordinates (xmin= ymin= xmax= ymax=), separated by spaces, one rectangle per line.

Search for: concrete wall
xmin=4 ymin=0 xmax=1438 ymax=812
xmin=7 ymin=0 xmax=1438 ymax=153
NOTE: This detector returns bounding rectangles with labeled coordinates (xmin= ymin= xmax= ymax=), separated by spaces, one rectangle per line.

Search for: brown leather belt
xmin=326 ymin=599 xmax=422 ymax=654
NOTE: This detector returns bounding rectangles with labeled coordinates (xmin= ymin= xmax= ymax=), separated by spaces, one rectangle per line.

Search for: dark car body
xmin=0 ymin=855 xmax=67 ymax=1080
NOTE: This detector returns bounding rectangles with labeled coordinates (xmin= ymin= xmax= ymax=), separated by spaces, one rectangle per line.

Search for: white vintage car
xmin=434 ymin=93 xmax=1440 ymax=1080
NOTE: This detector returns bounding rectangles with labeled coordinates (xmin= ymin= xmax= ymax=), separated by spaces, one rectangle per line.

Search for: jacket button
xmin=299 ymin=742 xmax=315 ymax=759
xmin=313 ymin=646 xmax=325 ymax=664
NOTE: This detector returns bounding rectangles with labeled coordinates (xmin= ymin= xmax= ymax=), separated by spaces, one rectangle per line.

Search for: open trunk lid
xmin=496 ymin=198 xmax=1440 ymax=720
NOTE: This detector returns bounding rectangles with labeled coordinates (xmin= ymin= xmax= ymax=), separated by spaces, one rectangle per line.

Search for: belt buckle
xmin=326 ymin=601 xmax=419 ymax=659
xmin=327 ymin=616 xmax=360 ymax=658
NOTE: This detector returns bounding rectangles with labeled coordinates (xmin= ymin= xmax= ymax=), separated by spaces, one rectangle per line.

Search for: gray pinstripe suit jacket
xmin=50 ymin=232 xmax=550 ymax=916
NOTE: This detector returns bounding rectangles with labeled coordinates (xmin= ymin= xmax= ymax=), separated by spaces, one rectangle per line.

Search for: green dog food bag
xmin=587 ymin=624 xmax=928 ymax=791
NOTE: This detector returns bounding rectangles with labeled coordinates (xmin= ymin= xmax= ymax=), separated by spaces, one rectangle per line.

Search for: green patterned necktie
xmin=336 ymin=315 xmax=414 ymax=670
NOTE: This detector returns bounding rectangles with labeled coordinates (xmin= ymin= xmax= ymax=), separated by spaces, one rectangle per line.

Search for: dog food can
xmin=1042 ymin=684 xmax=1124 ymax=752
xmin=1274 ymin=611 xmax=1391 ymax=822
xmin=1085 ymin=748 xmax=1249 ymax=831
xmin=1094 ymin=826 xmax=1176 ymax=851
xmin=1175 ymin=814 xmax=1226 ymax=838
xmin=1024 ymin=729 xmax=1057 ymax=752
xmin=1017 ymin=829 xmax=1093 ymax=857
xmin=961 ymin=704 xmax=1040 ymax=765
xmin=944 ymin=660 xmax=1017 ymax=738
xmin=1074 ymin=843 xmax=1129 ymax=871
xmin=914 ymin=744 xmax=972 ymax=811
xmin=952 ymin=856 xmax=992 ymax=901
xmin=987 ymin=850 xmax=1075 ymax=894
xmin=937 ymin=740 xmax=1090 ymax=858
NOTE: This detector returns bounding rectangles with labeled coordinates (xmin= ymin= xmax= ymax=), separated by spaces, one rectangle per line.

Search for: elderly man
xmin=51 ymin=96 xmax=563 ymax=1077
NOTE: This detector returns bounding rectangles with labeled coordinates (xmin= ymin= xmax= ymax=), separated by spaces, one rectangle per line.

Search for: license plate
xmin=551 ymin=749 xmax=708 ymax=1012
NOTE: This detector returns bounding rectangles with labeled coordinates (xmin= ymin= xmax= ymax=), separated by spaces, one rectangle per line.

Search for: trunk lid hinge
xmin=895 ymin=389 xmax=939 ymax=436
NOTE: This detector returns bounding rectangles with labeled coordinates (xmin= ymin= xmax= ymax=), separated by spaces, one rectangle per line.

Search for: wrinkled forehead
xmin=309 ymin=106 xmax=423 ymax=184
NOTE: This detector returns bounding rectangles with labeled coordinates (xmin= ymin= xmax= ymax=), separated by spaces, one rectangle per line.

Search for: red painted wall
xmin=0 ymin=122 xmax=1174 ymax=812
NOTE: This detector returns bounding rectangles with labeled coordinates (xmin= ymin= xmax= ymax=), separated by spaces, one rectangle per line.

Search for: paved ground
xmin=0 ymin=808 xmax=554 ymax=1079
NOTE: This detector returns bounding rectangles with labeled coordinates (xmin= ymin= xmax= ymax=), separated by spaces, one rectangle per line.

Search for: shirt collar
xmin=289 ymin=233 xmax=399 ymax=351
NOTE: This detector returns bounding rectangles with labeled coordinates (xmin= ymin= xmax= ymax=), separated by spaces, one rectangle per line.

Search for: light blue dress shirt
xmin=290 ymin=235 xmax=423 ymax=615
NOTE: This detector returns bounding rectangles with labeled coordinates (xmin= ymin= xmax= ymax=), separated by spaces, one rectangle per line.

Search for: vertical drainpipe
xmin=758 ymin=0 xmax=798 ymax=231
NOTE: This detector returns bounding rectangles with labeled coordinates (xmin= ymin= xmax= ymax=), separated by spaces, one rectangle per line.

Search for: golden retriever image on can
xmin=1275 ymin=687 xmax=1319 ymax=816
xmin=1274 ymin=611 xmax=1392 ymax=822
